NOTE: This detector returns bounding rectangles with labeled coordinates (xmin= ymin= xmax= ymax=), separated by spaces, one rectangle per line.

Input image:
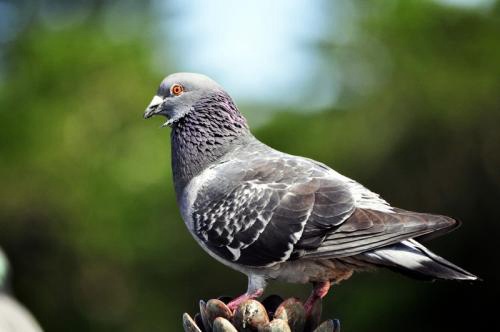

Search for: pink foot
xmin=227 ymin=288 xmax=264 ymax=311
xmin=304 ymin=281 xmax=331 ymax=316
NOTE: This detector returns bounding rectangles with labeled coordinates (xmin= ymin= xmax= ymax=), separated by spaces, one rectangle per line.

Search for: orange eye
xmin=170 ymin=84 xmax=184 ymax=96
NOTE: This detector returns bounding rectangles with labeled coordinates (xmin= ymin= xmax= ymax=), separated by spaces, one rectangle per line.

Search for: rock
xmin=259 ymin=318 xmax=292 ymax=332
xmin=232 ymin=299 xmax=269 ymax=331
xmin=332 ymin=319 xmax=340 ymax=332
xmin=213 ymin=317 xmax=238 ymax=332
xmin=199 ymin=300 xmax=211 ymax=331
xmin=206 ymin=299 xmax=233 ymax=326
xmin=312 ymin=319 xmax=340 ymax=332
xmin=194 ymin=313 xmax=206 ymax=332
xmin=274 ymin=298 xmax=306 ymax=332
xmin=183 ymin=313 xmax=202 ymax=332
xmin=183 ymin=295 xmax=340 ymax=332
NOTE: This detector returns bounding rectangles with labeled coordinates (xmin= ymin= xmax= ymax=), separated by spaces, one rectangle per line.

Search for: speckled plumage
xmin=170 ymin=91 xmax=250 ymax=196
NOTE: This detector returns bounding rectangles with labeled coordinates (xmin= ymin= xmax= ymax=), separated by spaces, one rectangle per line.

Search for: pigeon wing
xmin=191 ymin=151 xmax=457 ymax=267
xmin=191 ymin=154 xmax=354 ymax=267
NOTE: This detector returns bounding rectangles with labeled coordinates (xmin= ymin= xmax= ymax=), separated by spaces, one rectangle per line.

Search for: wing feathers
xmin=188 ymin=143 xmax=459 ymax=268
xmin=300 ymin=208 xmax=457 ymax=259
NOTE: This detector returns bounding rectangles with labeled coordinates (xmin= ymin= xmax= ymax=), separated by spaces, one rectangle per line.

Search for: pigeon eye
xmin=170 ymin=84 xmax=184 ymax=96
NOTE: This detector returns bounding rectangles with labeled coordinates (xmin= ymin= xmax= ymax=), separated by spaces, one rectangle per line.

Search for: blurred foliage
xmin=0 ymin=0 xmax=499 ymax=331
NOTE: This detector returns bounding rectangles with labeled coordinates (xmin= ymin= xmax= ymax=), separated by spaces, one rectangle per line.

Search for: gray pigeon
xmin=0 ymin=248 xmax=43 ymax=332
xmin=144 ymin=72 xmax=477 ymax=312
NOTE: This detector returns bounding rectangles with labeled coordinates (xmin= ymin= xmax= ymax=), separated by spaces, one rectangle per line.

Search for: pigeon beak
xmin=144 ymin=95 xmax=165 ymax=119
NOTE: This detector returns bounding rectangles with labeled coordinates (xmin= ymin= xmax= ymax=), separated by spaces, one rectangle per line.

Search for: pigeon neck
xmin=170 ymin=92 xmax=251 ymax=196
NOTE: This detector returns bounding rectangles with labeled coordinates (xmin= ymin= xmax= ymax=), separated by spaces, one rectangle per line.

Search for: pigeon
xmin=0 ymin=248 xmax=43 ymax=332
xmin=144 ymin=72 xmax=477 ymax=312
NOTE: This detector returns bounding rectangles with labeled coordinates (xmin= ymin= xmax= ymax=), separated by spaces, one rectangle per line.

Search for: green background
xmin=0 ymin=1 xmax=498 ymax=331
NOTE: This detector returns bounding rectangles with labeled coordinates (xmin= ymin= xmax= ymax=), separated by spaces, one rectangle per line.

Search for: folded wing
xmin=190 ymin=148 xmax=457 ymax=267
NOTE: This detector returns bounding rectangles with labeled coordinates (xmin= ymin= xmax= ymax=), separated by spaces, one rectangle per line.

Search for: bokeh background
xmin=1 ymin=0 xmax=499 ymax=331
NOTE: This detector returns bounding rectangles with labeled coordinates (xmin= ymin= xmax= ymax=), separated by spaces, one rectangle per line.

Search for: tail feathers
xmin=360 ymin=239 xmax=478 ymax=281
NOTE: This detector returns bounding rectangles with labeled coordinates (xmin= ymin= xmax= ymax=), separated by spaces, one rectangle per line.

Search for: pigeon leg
xmin=304 ymin=281 xmax=331 ymax=315
xmin=227 ymin=275 xmax=266 ymax=311
xmin=226 ymin=288 xmax=264 ymax=311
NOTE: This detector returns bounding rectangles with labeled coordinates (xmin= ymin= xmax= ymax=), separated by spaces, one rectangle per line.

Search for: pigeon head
xmin=144 ymin=72 xmax=248 ymax=130
xmin=144 ymin=73 xmax=252 ymax=194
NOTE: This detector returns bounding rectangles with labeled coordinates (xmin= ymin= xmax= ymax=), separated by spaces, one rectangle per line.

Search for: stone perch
xmin=182 ymin=295 xmax=340 ymax=332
